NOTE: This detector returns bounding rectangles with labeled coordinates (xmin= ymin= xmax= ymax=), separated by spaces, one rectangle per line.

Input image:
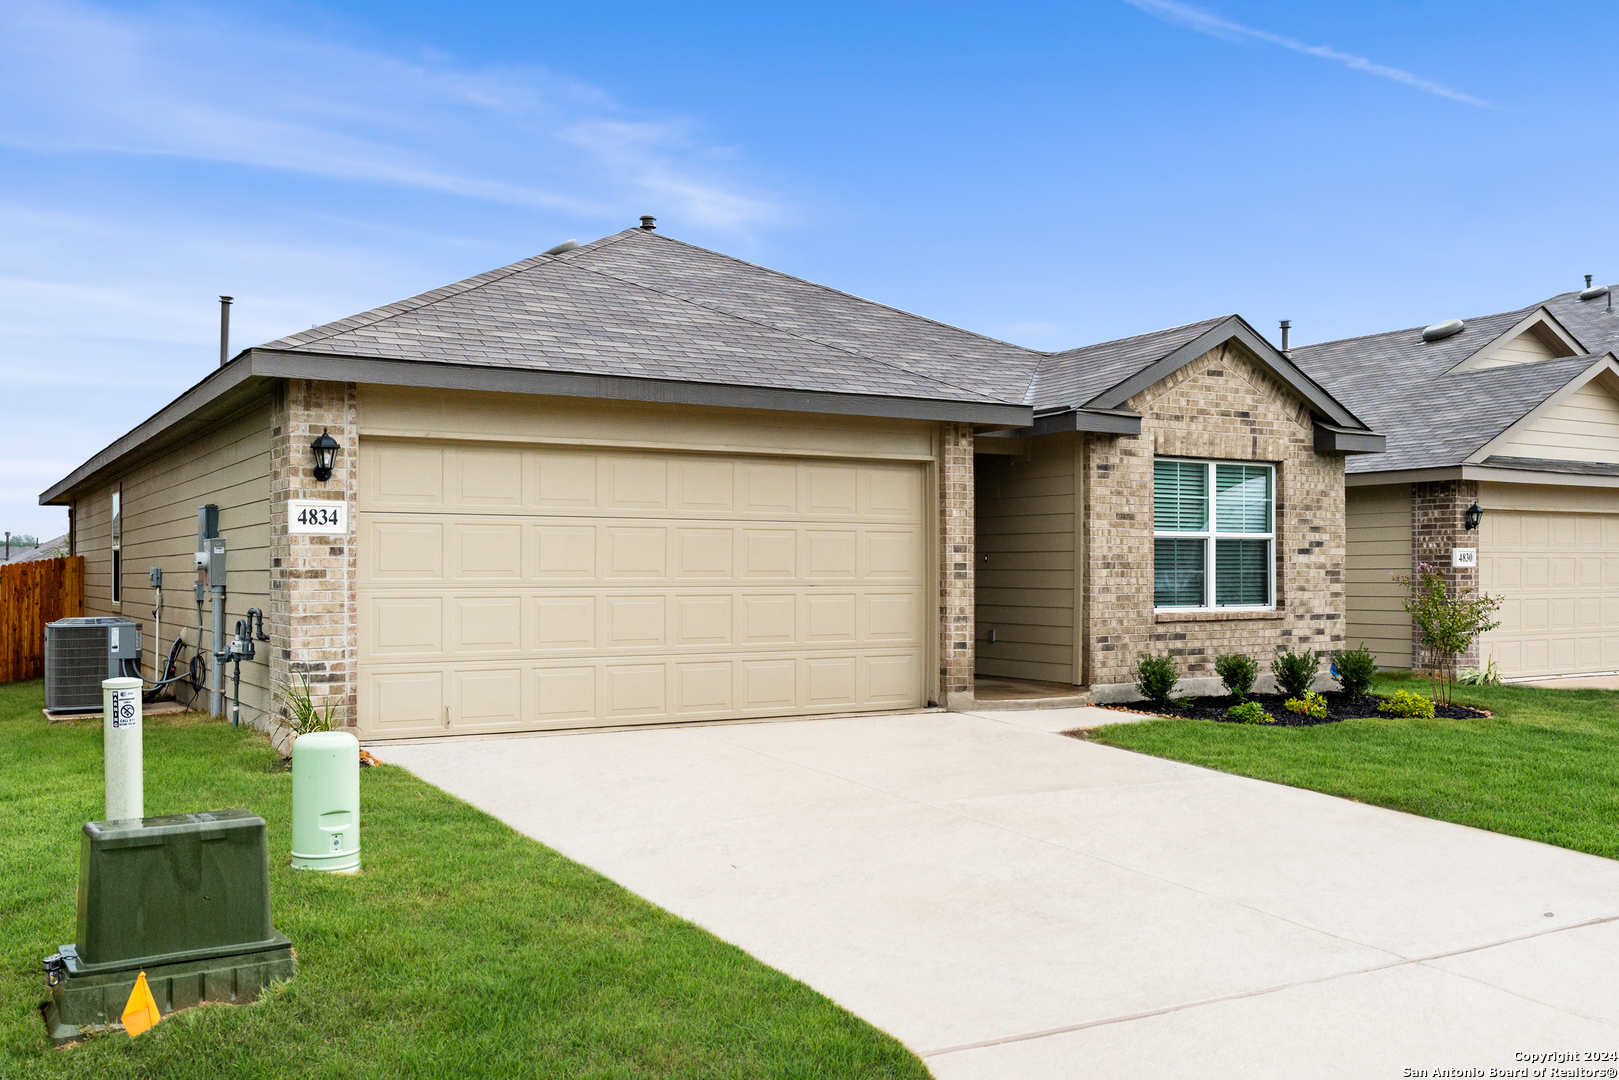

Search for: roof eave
xmin=40 ymin=349 xmax=1035 ymax=505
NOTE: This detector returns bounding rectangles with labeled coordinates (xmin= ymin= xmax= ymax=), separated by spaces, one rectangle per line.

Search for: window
xmin=1153 ymin=459 xmax=1273 ymax=609
xmin=110 ymin=490 xmax=121 ymax=603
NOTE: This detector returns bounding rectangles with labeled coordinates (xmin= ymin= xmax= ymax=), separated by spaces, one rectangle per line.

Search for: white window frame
xmin=1152 ymin=458 xmax=1275 ymax=612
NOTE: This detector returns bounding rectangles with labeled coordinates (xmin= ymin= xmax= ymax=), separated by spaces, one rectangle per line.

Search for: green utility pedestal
xmin=42 ymin=810 xmax=295 ymax=1044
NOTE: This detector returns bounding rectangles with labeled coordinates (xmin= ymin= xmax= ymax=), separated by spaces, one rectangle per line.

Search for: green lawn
xmin=1084 ymin=673 xmax=1619 ymax=860
xmin=0 ymin=679 xmax=927 ymax=1079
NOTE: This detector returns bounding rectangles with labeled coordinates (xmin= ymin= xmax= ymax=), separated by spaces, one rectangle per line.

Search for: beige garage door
xmin=356 ymin=440 xmax=928 ymax=737
xmin=1480 ymin=510 xmax=1619 ymax=678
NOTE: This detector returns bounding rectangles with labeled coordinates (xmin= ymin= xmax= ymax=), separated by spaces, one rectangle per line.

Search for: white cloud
xmin=0 ymin=0 xmax=778 ymax=227
xmin=1124 ymin=0 xmax=1492 ymax=109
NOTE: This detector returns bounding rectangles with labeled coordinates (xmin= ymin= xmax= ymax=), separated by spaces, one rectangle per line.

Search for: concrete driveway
xmin=371 ymin=709 xmax=1619 ymax=1078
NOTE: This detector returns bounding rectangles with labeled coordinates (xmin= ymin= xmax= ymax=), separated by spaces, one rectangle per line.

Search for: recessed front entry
xmin=356 ymin=440 xmax=928 ymax=737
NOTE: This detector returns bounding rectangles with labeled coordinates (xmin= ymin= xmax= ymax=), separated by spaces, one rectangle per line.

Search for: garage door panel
xmin=457 ymin=448 xmax=523 ymax=507
xmin=674 ymin=528 xmax=733 ymax=577
xmin=454 ymin=523 xmax=523 ymax=580
xmin=672 ymin=459 xmax=735 ymax=513
xmin=359 ymin=441 xmax=927 ymax=735
xmin=742 ymin=463 xmax=798 ymax=515
xmin=532 ymin=451 xmax=597 ymax=508
xmin=536 ymin=666 xmax=595 ymax=723
xmin=453 ymin=597 xmax=522 ymax=652
xmin=1482 ymin=509 xmax=1619 ymax=679
xmin=534 ymin=596 xmax=594 ymax=650
xmin=364 ymin=597 xmax=443 ymax=659
xmin=536 ymin=525 xmax=596 ymax=577
xmin=365 ymin=520 xmax=444 ymax=581
xmin=675 ymin=594 xmax=732 ymax=647
xmin=605 ymin=595 xmax=667 ymax=648
xmin=453 ymin=668 xmax=523 ymax=730
xmin=365 ymin=670 xmax=444 ymax=733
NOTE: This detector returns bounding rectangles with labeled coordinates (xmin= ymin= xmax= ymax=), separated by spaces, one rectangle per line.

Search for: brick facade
xmin=1084 ymin=343 xmax=1347 ymax=694
xmin=1410 ymin=479 xmax=1481 ymax=672
xmin=268 ymin=379 xmax=359 ymax=732
xmin=938 ymin=421 xmax=975 ymax=708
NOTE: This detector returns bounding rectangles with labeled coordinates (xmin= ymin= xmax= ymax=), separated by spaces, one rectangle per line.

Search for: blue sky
xmin=2 ymin=0 xmax=1614 ymax=537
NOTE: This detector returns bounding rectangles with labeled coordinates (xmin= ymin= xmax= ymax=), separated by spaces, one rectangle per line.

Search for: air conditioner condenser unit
xmin=44 ymin=618 xmax=142 ymax=712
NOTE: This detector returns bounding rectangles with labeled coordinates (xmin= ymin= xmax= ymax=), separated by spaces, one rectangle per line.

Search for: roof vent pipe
xmin=1278 ymin=320 xmax=1291 ymax=355
xmin=1579 ymin=273 xmax=1610 ymax=301
xmin=639 ymin=215 xmax=656 ymax=231
xmin=1422 ymin=318 xmax=1465 ymax=342
xmin=218 ymin=296 xmax=233 ymax=367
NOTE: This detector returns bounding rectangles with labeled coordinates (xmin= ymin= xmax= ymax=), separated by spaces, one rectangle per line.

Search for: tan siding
xmin=1470 ymin=329 xmax=1561 ymax=370
xmin=358 ymin=385 xmax=935 ymax=460
xmin=1345 ymin=484 xmax=1411 ymax=668
xmin=974 ymin=435 xmax=1077 ymax=684
xmin=74 ymin=398 xmax=274 ymax=723
xmin=1492 ymin=379 xmax=1619 ymax=463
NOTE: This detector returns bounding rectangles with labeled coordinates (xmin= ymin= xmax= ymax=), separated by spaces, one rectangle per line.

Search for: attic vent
xmin=543 ymin=240 xmax=580 ymax=256
xmin=1580 ymin=274 xmax=1609 ymax=301
xmin=1422 ymin=319 xmax=1465 ymax=342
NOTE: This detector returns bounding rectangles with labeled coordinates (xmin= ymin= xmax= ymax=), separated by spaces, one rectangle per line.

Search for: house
xmin=40 ymin=222 xmax=1382 ymax=737
xmin=1292 ymin=283 xmax=1619 ymax=681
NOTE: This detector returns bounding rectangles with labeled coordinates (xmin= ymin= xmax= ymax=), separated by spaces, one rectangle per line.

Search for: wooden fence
xmin=0 ymin=556 xmax=84 ymax=683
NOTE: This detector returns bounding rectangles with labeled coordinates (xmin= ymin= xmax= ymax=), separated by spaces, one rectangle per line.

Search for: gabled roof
xmin=1442 ymin=305 xmax=1582 ymax=374
xmin=1292 ymin=294 xmax=1619 ymax=475
xmin=42 ymin=226 xmax=1382 ymax=506
xmin=264 ymin=228 xmax=1041 ymax=409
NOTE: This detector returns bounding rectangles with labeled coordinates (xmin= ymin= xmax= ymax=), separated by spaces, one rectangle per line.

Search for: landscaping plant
xmin=1270 ymin=647 xmax=1320 ymax=699
xmin=1377 ymin=689 xmax=1437 ymax=718
xmin=1225 ymin=700 xmax=1274 ymax=725
xmin=1395 ymin=562 xmax=1502 ymax=705
xmin=1457 ymin=658 xmax=1505 ymax=686
xmin=1214 ymin=653 xmax=1259 ymax=701
xmin=275 ymin=669 xmax=336 ymax=740
xmin=1134 ymin=652 xmax=1180 ymax=706
xmin=1284 ymin=691 xmax=1328 ymax=719
xmin=1332 ymin=644 xmax=1378 ymax=701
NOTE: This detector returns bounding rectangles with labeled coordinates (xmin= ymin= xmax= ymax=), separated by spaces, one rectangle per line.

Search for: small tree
xmin=1394 ymin=563 xmax=1502 ymax=705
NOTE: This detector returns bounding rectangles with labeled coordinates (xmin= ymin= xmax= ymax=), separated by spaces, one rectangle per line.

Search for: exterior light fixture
xmin=1464 ymin=502 xmax=1483 ymax=531
xmin=311 ymin=429 xmax=340 ymax=482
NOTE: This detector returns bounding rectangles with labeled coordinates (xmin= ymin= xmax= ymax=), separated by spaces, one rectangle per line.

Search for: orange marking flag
xmin=121 ymin=971 xmax=162 ymax=1037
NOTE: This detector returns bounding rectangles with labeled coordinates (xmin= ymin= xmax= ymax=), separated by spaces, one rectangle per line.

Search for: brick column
xmin=938 ymin=422 xmax=975 ymax=709
xmin=1411 ymin=479 xmax=1480 ymax=671
xmin=269 ymin=380 xmax=359 ymax=735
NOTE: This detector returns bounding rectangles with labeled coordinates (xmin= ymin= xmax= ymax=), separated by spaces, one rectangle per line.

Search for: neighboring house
xmin=0 ymin=533 xmax=68 ymax=564
xmin=40 ymin=222 xmax=1381 ymax=737
xmin=1293 ymin=284 xmax=1619 ymax=680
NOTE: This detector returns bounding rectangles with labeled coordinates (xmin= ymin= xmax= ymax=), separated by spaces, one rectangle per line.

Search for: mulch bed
xmin=1097 ymin=690 xmax=1491 ymax=727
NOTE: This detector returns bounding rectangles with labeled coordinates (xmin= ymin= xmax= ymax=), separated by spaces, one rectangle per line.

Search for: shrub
xmin=1377 ymin=689 xmax=1436 ymax=718
xmin=1134 ymin=653 xmax=1180 ymax=705
xmin=1332 ymin=645 xmax=1378 ymax=701
xmin=1270 ymin=647 xmax=1320 ymax=698
xmin=1394 ymin=563 xmax=1503 ymax=704
xmin=1214 ymin=653 xmax=1259 ymax=700
xmin=1226 ymin=700 xmax=1273 ymax=725
xmin=1283 ymin=690 xmax=1328 ymax=718
xmin=1457 ymin=658 xmax=1504 ymax=686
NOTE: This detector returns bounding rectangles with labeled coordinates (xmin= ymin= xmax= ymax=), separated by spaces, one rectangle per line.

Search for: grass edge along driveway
xmin=1084 ymin=674 xmax=1619 ymax=862
xmin=0 ymin=679 xmax=929 ymax=1080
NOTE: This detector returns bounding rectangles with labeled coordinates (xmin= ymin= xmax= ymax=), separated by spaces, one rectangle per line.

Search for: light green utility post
xmin=290 ymin=731 xmax=361 ymax=873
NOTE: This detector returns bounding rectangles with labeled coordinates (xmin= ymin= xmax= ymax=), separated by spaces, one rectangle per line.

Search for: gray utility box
xmin=44 ymin=617 xmax=143 ymax=712
xmin=42 ymin=810 xmax=295 ymax=1045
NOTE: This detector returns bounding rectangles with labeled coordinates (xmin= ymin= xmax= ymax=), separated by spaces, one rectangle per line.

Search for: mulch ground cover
xmin=1098 ymin=690 xmax=1491 ymax=727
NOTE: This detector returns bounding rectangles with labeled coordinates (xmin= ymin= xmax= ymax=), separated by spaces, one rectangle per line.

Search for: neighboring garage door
xmin=1479 ymin=510 xmax=1619 ymax=679
xmin=356 ymin=440 xmax=928 ymax=737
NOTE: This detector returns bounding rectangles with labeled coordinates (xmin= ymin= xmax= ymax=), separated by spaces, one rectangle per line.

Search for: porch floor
xmin=972 ymin=676 xmax=1090 ymax=710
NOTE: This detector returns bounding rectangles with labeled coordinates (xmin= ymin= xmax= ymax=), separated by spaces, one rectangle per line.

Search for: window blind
xmin=1153 ymin=460 xmax=1207 ymax=532
xmin=1215 ymin=464 xmax=1270 ymax=534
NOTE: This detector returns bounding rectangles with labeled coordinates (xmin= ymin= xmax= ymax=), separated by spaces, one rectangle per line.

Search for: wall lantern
xmin=311 ymin=429 xmax=340 ymax=482
xmin=1464 ymin=502 xmax=1483 ymax=531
